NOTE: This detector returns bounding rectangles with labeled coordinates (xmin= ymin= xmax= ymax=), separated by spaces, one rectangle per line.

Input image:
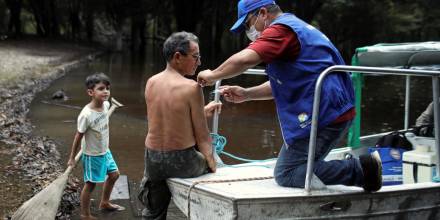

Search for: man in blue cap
xmin=198 ymin=0 xmax=382 ymax=192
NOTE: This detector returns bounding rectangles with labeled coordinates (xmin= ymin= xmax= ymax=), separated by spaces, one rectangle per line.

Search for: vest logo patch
xmin=390 ymin=148 xmax=401 ymax=160
xmin=298 ymin=112 xmax=311 ymax=128
xmin=298 ymin=112 xmax=308 ymax=122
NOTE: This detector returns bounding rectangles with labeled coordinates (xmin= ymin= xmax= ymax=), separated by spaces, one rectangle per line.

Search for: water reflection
xmin=361 ymin=75 xmax=432 ymax=134
xmin=29 ymin=52 xmax=433 ymax=183
xmin=29 ymin=52 xmax=280 ymax=183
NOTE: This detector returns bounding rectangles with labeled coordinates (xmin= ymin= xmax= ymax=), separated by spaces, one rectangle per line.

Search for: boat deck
xmin=169 ymin=161 xmax=440 ymax=200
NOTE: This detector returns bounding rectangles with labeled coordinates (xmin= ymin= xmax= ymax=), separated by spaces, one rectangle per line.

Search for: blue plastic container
xmin=368 ymin=147 xmax=406 ymax=185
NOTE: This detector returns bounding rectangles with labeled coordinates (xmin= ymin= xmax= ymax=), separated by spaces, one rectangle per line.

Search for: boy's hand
xmin=67 ymin=158 xmax=76 ymax=167
xmin=206 ymin=155 xmax=217 ymax=173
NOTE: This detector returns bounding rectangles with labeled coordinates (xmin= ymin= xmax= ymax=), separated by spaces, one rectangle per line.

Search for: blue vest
xmin=266 ymin=13 xmax=354 ymax=147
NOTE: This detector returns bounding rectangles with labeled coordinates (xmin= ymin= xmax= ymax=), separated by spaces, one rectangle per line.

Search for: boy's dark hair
xmin=163 ymin=31 xmax=199 ymax=62
xmin=85 ymin=73 xmax=111 ymax=89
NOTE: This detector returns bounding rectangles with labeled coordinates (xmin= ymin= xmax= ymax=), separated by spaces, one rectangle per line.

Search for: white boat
xmin=168 ymin=161 xmax=440 ymax=219
xmin=168 ymin=42 xmax=440 ymax=219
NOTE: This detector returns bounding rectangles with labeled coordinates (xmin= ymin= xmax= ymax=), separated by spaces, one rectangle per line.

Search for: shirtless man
xmin=138 ymin=31 xmax=219 ymax=220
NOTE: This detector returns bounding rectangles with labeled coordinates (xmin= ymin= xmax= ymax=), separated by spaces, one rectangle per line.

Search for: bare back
xmin=145 ymin=71 xmax=210 ymax=151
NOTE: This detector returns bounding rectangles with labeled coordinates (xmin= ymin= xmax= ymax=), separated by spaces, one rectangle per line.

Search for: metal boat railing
xmin=212 ymin=66 xmax=440 ymax=194
xmin=211 ymin=69 xmax=266 ymax=134
xmin=305 ymin=65 xmax=440 ymax=193
xmin=211 ymin=70 xmax=267 ymax=163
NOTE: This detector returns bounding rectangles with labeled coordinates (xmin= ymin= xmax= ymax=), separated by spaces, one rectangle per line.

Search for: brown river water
xmin=28 ymin=52 xmax=283 ymax=183
xmin=26 ymin=51 xmax=433 ymax=218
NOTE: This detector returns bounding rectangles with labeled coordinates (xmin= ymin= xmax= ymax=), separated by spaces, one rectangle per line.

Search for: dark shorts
xmin=138 ymin=146 xmax=209 ymax=220
xmin=143 ymin=146 xmax=209 ymax=180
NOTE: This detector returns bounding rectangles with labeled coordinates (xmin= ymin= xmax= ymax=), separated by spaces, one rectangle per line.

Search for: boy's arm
xmin=67 ymin=131 xmax=84 ymax=167
xmin=68 ymin=110 xmax=88 ymax=167
xmin=189 ymin=84 xmax=217 ymax=172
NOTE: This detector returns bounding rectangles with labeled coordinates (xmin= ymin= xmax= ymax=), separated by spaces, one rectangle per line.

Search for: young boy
xmin=67 ymin=73 xmax=124 ymax=220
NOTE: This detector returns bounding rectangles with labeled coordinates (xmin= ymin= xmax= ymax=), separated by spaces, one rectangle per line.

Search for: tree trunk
xmin=116 ymin=32 xmax=123 ymax=51
xmin=69 ymin=0 xmax=81 ymax=40
xmin=5 ymin=0 xmax=22 ymax=37
xmin=139 ymin=18 xmax=146 ymax=50
xmin=49 ymin=0 xmax=60 ymax=37
xmin=130 ymin=14 xmax=146 ymax=51
xmin=28 ymin=0 xmax=43 ymax=36
xmin=29 ymin=0 xmax=50 ymax=37
xmin=173 ymin=0 xmax=203 ymax=32
xmin=293 ymin=0 xmax=325 ymax=23
xmin=85 ymin=12 xmax=94 ymax=42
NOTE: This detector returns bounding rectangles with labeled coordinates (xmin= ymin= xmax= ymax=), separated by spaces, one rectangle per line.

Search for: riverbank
xmin=0 ymin=38 xmax=102 ymax=219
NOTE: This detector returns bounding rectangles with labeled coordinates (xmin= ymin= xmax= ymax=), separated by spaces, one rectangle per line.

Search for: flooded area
xmin=27 ymin=50 xmax=434 ymax=218
xmin=362 ymin=75 xmax=433 ymax=134
xmin=29 ymin=52 xmax=284 ymax=184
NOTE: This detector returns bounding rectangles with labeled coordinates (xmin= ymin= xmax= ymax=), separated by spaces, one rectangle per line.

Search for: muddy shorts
xmin=82 ymin=151 xmax=118 ymax=183
xmin=138 ymin=146 xmax=209 ymax=220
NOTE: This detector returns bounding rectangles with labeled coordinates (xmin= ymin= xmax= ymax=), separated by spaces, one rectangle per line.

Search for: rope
xmin=186 ymin=176 xmax=274 ymax=219
xmin=211 ymin=133 xmax=276 ymax=163
xmin=184 ymin=133 xmax=276 ymax=218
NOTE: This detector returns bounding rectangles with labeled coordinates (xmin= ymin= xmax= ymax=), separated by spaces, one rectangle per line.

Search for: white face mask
xmin=245 ymin=13 xmax=268 ymax=42
xmin=245 ymin=14 xmax=261 ymax=42
xmin=246 ymin=25 xmax=260 ymax=42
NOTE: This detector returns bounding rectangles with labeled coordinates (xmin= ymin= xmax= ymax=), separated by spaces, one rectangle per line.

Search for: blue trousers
xmin=274 ymin=120 xmax=364 ymax=188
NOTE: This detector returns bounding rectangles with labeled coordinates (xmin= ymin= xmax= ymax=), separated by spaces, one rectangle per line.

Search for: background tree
xmin=290 ymin=0 xmax=324 ymax=23
xmin=67 ymin=0 xmax=82 ymax=40
xmin=0 ymin=0 xmax=439 ymax=62
xmin=128 ymin=0 xmax=149 ymax=50
xmin=27 ymin=0 xmax=61 ymax=37
xmin=5 ymin=0 xmax=22 ymax=37
xmin=172 ymin=0 xmax=203 ymax=32
xmin=416 ymin=0 xmax=440 ymax=40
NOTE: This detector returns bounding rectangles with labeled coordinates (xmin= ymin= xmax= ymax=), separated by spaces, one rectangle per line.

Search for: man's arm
xmin=198 ymin=49 xmax=262 ymax=86
xmin=220 ymin=81 xmax=273 ymax=103
xmin=245 ymin=81 xmax=273 ymax=100
xmin=189 ymin=84 xmax=217 ymax=172
xmin=416 ymin=102 xmax=434 ymax=126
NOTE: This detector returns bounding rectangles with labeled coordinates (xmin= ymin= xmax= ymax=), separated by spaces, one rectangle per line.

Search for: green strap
xmin=348 ymin=51 xmax=363 ymax=148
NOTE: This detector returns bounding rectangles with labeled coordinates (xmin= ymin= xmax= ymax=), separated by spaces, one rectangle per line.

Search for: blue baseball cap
xmin=230 ymin=0 xmax=276 ymax=34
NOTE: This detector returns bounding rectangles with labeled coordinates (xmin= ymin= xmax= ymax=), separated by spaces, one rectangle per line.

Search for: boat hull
xmin=168 ymin=161 xmax=440 ymax=220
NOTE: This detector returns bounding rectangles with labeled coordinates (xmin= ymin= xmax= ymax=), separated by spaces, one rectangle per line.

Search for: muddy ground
xmin=0 ymin=38 xmax=102 ymax=219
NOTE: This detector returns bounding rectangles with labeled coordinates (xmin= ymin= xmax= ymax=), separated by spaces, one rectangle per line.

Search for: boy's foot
xmin=99 ymin=202 xmax=125 ymax=211
xmin=359 ymin=151 xmax=382 ymax=192
xmin=80 ymin=215 xmax=98 ymax=220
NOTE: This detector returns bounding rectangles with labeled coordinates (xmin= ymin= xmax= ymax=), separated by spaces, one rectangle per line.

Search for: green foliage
xmin=0 ymin=0 xmax=438 ymax=60
xmin=314 ymin=0 xmax=439 ymax=60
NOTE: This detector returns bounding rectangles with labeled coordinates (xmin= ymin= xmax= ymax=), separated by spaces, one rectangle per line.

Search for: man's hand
xmin=206 ymin=155 xmax=217 ymax=173
xmin=219 ymin=85 xmax=249 ymax=103
xmin=197 ymin=69 xmax=216 ymax=87
xmin=204 ymin=101 xmax=222 ymax=118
